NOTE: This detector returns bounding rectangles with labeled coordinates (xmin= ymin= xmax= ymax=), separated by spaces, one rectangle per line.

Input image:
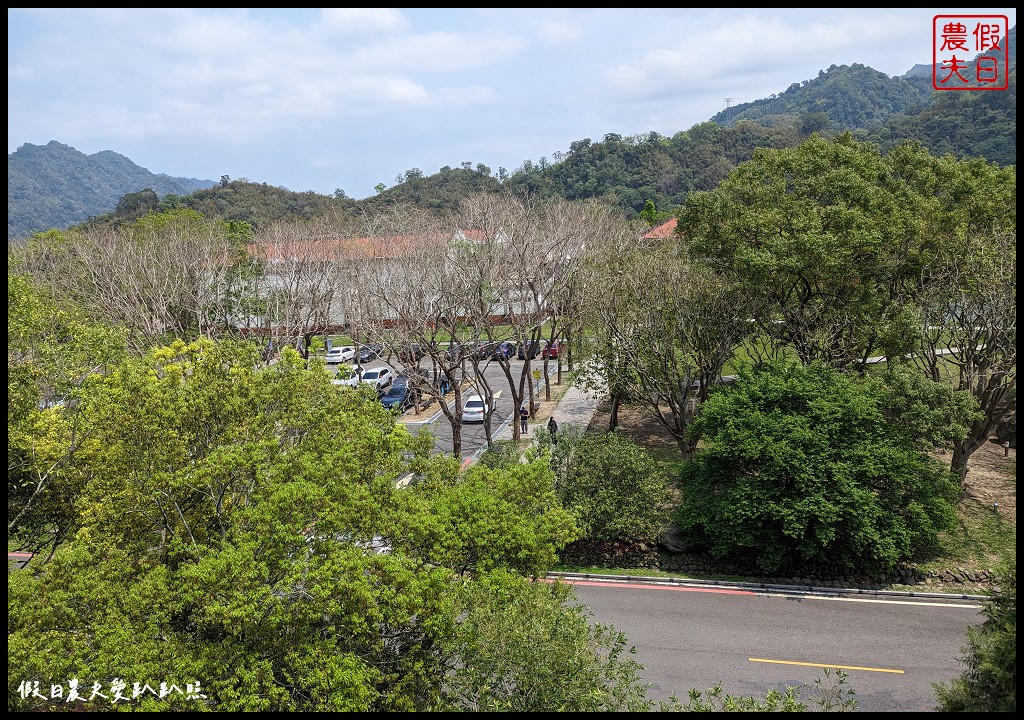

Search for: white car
xmin=334 ymin=366 xmax=394 ymax=393
xmin=356 ymin=366 xmax=394 ymax=393
xmin=461 ymin=393 xmax=490 ymax=423
xmin=331 ymin=364 xmax=359 ymax=386
xmin=325 ymin=346 xmax=356 ymax=364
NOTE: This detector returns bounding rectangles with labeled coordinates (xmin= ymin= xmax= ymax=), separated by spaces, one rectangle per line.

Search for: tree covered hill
xmin=7 ymin=140 xmax=215 ymax=240
xmin=707 ymin=62 xmax=933 ymax=132
xmin=864 ymin=25 xmax=1016 ymax=166
xmin=9 ymin=27 xmax=1015 ymax=239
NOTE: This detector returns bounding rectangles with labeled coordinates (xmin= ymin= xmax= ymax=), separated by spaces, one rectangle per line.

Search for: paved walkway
xmin=397 ymin=365 xmax=606 ymax=468
xmin=467 ymin=371 xmax=606 ymax=463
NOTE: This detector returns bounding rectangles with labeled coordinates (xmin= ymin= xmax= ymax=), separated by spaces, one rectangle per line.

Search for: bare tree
xmin=247 ymin=218 xmax=344 ymax=361
xmin=446 ymin=193 xmax=587 ymax=442
xmin=582 ymin=234 xmax=754 ymax=457
xmin=572 ymin=214 xmax=650 ymax=430
xmin=19 ymin=211 xmax=242 ymax=353
xmin=531 ymin=198 xmax=596 ymax=399
xmin=352 ymin=207 xmax=482 ymax=458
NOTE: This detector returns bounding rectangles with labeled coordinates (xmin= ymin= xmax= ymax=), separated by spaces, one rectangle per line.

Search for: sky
xmin=8 ymin=8 xmax=1017 ymax=201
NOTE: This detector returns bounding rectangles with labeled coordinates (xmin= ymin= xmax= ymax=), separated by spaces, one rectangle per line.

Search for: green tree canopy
xmin=7 ymin=337 xmax=605 ymax=711
xmin=680 ymin=134 xmax=949 ymax=370
xmin=675 ymin=361 xmax=975 ymax=574
xmin=538 ymin=425 xmax=676 ymax=544
xmin=8 ymin=273 xmax=128 ymax=557
xmin=447 ymin=569 xmax=652 ymax=711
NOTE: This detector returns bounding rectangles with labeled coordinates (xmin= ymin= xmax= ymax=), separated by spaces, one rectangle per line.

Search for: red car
xmin=543 ymin=339 xmax=565 ymax=359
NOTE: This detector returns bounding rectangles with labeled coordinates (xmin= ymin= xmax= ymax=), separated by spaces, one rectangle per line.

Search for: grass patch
xmin=917 ymin=495 xmax=1016 ymax=573
xmin=549 ymin=564 xmax=754 ymax=585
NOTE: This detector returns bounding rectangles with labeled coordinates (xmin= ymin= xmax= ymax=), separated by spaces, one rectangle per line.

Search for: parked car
xmin=444 ymin=342 xmax=469 ymax=362
xmin=397 ymin=344 xmax=425 ymax=363
xmin=461 ymin=393 xmax=490 ymax=423
xmin=490 ymin=340 xmax=517 ymax=360
xmin=471 ymin=341 xmax=498 ymax=360
xmin=331 ymin=364 xmax=359 ymax=386
xmin=517 ymin=340 xmax=541 ymax=360
xmin=542 ymin=339 xmax=566 ymax=359
xmin=357 ymin=366 xmax=394 ymax=393
xmin=357 ymin=343 xmax=383 ymax=363
xmin=380 ymin=376 xmax=413 ymax=413
xmin=325 ymin=345 xmax=356 ymax=364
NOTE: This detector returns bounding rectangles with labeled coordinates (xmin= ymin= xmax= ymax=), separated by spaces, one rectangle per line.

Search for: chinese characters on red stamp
xmin=933 ymin=15 xmax=1009 ymax=90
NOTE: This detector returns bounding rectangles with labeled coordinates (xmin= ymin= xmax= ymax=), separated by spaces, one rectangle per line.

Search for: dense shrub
xmin=674 ymin=362 xmax=968 ymax=574
xmin=933 ymin=554 xmax=1016 ymax=712
xmin=537 ymin=425 xmax=675 ymax=544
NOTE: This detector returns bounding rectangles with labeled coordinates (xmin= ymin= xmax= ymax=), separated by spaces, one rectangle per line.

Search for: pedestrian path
xmin=499 ymin=374 xmax=605 ymax=441
xmin=463 ymin=371 xmax=606 ymax=465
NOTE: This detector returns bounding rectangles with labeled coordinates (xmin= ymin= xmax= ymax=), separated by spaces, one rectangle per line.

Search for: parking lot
xmin=328 ymin=351 xmax=555 ymax=458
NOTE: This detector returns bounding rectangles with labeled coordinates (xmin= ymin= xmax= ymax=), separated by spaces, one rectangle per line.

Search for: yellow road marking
xmin=749 ymin=658 xmax=904 ymax=674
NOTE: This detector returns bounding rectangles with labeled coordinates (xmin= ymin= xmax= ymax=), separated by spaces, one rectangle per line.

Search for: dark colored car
xmin=472 ymin=341 xmax=498 ymax=360
xmin=517 ymin=340 xmax=541 ymax=360
xmin=490 ymin=340 xmax=517 ymax=360
xmin=444 ymin=342 xmax=468 ymax=362
xmin=357 ymin=343 xmax=383 ymax=363
xmin=397 ymin=344 xmax=425 ymax=363
xmin=380 ymin=376 xmax=413 ymax=413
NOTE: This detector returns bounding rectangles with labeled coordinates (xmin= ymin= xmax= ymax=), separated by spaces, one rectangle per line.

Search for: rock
xmin=658 ymin=526 xmax=689 ymax=553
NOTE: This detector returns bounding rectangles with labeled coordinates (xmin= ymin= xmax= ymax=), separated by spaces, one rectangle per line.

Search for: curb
xmin=545 ymin=571 xmax=990 ymax=602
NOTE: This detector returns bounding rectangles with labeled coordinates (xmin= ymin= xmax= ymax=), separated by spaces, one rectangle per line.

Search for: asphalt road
xmin=565 ymin=577 xmax=985 ymax=712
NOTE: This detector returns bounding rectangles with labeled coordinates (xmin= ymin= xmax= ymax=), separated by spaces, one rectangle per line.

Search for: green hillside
xmin=8 ymin=141 xmax=215 ymax=240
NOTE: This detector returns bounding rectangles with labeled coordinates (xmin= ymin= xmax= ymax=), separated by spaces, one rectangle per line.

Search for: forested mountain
xmin=500 ymin=122 xmax=802 ymax=217
xmin=864 ymin=27 xmax=1017 ymax=166
xmin=7 ymin=141 xmax=215 ymax=239
xmin=9 ymin=26 xmax=1015 ymax=239
xmin=707 ymin=63 xmax=933 ymax=131
xmin=83 ymin=179 xmax=346 ymax=234
xmin=356 ymin=164 xmax=504 ymax=216
xmin=314 ymin=40 xmax=1017 ymax=222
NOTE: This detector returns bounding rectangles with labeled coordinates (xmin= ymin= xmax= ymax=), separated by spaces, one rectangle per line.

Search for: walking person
xmin=547 ymin=415 xmax=558 ymax=438
xmin=519 ymin=404 xmax=530 ymax=434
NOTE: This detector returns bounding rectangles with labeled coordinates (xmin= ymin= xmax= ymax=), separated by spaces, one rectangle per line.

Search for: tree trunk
xmin=672 ymin=429 xmax=699 ymax=459
xmin=952 ymin=416 xmax=1000 ymax=481
xmin=451 ymin=417 xmax=462 ymax=460
xmin=543 ymin=357 xmax=552 ymax=402
xmin=608 ymin=389 xmax=623 ymax=431
xmin=951 ymin=376 xmax=1016 ymax=481
xmin=510 ymin=390 xmax=523 ymax=442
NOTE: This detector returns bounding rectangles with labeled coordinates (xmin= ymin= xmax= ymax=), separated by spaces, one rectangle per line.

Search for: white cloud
xmin=318 ymin=8 xmax=409 ymax=35
xmin=536 ymin=19 xmax=584 ymax=44
xmin=8 ymin=7 xmax=1016 ymax=199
